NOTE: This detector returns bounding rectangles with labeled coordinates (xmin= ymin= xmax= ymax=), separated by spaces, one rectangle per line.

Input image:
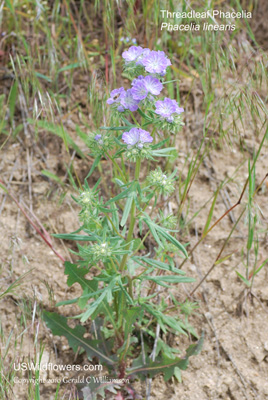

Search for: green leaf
xmin=215 ymin=252 xmax=235 ymax=266
xmin=142 ymin=304 xmax=186 ymax=335
xmin=142 ymin=275 xmax=194 ymax=288
xmin=43 ymin=311 xmax=115 ymax=365
xmin=185 ymin=333 xmax=204 ymax=357
xmin=34 ymin=72 xmax=52 ymax=82
xmin=247 ymin=227 xmax=254 ymax=251
xmin=56 ymin=298 xmax=78 ymax=306
xmin=151 ymin=147 xmax=176 ymax=157
xmin=64 ymin=162 xmax=79 ymax=190
xmin=137 ymin=108 xmax=153 ymax=121
xmin=235 ymin=271 xmax=251 ymax=287
xmin=0 ymin=183 xmax=8 ymax=194
xmin=143 ymin=218 xmax=163 ymax=248
xmin=133 ymin=256 xmax=185 ymax=275
xmin=174 ymin=367 xmax=182 ymax=382
xmin=85 ymin=155 xmax=102 ymax=180
xmin=110 ymin=203 xmax=120 ymax=231
xmin=153 ymin=224 xmax=188 ymax=257
xmin=202 ymin=187 xmax=220 ymax=237
xmin=100 ymin=125 xmax=135 ymax=131
xmin=53 ymin=233 xmax=99 ymax=241
xmin=64 ymin=262 xmax=98 ymax=291
xmin=80 ymin=277 xmax=118 ymax=322
xmin=162 ymin=79 xmax=180 ymax=85
xmin=123 ymin=307 xmax=144 ymax=339
xmin=41 ymin=170 xmax=64 ymax=186
xmin=121 ymin=116 xmax=133 ymax=126
xmin=105 ymin=183 xmax=134 ymax=205
xmin=120 ymin=193 xmax=135 ymax=227
xmin=151 ymin=139 xmax=170 ymax=149
xmin=57 ymin=62 xmax=82 ymax=73
xmin=12 ymin=123 xmax=24 ymax=138
xmin=8 ymin=81 xmax=18 ymax=124
xmin=5 ymin=0 xmax=15 ymax=13
xmin=127 ymin=333 xmax=204 ymax=380
xmin=252 ymin=258 xmax=268 ymax=277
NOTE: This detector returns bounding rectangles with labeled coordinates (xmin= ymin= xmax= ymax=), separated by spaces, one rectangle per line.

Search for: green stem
xmin=129 ymin=111 xmax=141 ymax=127
xmin=119 ymin=158 xmax=141 ymax=272
xmin=134 ymin=157 xmax=141 ymax=181
xmin=105 ymin=214 xmax=125 ymax=239
xmin=105 ymin=151 xmax=126 ymax=183
xmin=110 ymin=258 xmax=118 ymax=274
xmin=121 ymin=154 xmax=127 ymax=178
xmin=132 ymin=230 xmax=150 ymax=256
xmin=127 ymin=275 xmax=133 ymax=299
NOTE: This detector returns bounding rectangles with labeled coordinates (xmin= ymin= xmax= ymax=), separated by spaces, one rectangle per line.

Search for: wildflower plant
xmin=44 ymin=46 xmax=203 ymax=394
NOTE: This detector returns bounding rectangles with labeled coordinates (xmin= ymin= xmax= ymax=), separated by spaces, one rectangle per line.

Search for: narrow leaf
xmin=120 ymin=193 xmax=134 ymax=227
xmin=202 ymin=187 xmax=220 ymax=237
xmin=43 ymin=311 xmax=115 ymax=364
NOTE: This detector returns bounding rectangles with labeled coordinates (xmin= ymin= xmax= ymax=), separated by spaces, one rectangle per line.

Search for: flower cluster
xmin=147 ymin=168 xmax=175 ymax=195
xmin=122 ymin=128 xmax=153 ymax=161
xmin=131 ymin=75 xmax=163 ymax=101
xmin=155 ymin=98 xmax=184 ymax=122
xmin=78 ymin=241 xmax=113 ymax=263
xmin=158 ymin=211 xmax=177 ymax=229
xmin=104 ymin=45 xmax=184 ymax=158
xmin=79 ymin=238 xmax=129 ymax=264
xmin=122 ymin=128 xmax=153 ymax=149
xmin=89 ymin=242 xmax=112 ymax=260
xmin=87 ymin=132 xmax=114 ymax=155
xmin=154 ymin=97 xmax=184 ymax=132
xmin=78 ymin=189 xmax=96 ymax=207
xmin=122 ymin=47 xmax=171 ymax=75
xmin=107 ymin=76 xmax=164 ymax=112
xmin=157 ymin=239 xmax=183 ymax=256
xmin=120 ymin=37 xmax=137 ymax=45
xmin=77 ymin=188 xmax=102 ymax=231
xmin=106 ymin=46 xmax=173 ymax=113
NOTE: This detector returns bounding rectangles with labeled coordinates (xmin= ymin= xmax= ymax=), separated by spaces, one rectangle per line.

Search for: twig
xmin=180 ymin=171 xmax=249 ymax=271
xmin=26 ymin=147 xmax=33 ymax=212
xmin=188 ymin=206 xmax=246 ymax=298
xmin=187 ymin=171 xmax=268 ymax=297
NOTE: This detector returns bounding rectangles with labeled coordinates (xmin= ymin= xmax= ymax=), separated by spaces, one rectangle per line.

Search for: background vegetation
xmin=0 ymin=0 xmax=267 ymax=399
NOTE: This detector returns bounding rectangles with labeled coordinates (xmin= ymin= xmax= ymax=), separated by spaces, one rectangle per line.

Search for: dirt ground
xmin=1 ymin=10 xmax=268 ymax=400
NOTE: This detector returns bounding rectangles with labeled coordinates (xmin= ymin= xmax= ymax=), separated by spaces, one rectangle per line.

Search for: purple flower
xmin=107 ymin=87 xmax=125 ymax=105
xmin=122 ymin=46 xmax=144 ymax=63
xmin=94 ymin=134 xmax=102 ymax=141
xmin=135 ymin=48 xmax=150 ymax=65
xmin=131 ymin=81 xmax=148 ymax=101
xmin=132 ymin=75 xmax=145 ymax=85
xmin=141 ymin=50 xmax=171 ymax=74
xmin=122 ymin=128 xmax=153 ymax=148
xmin=131 ymin=75 xmax=163 ymax=101
xmin=120 ymin=89 xmax=140 ymax=112
xmin=155 ymin=98 xmax=184 ymax=119
xmin=173 ymin=101 xmax=184 ymax=114
xmin=143 ymin=76 xmax=163 ymax=95
xmin=117 ymin=105 xmax=125 ymax=112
